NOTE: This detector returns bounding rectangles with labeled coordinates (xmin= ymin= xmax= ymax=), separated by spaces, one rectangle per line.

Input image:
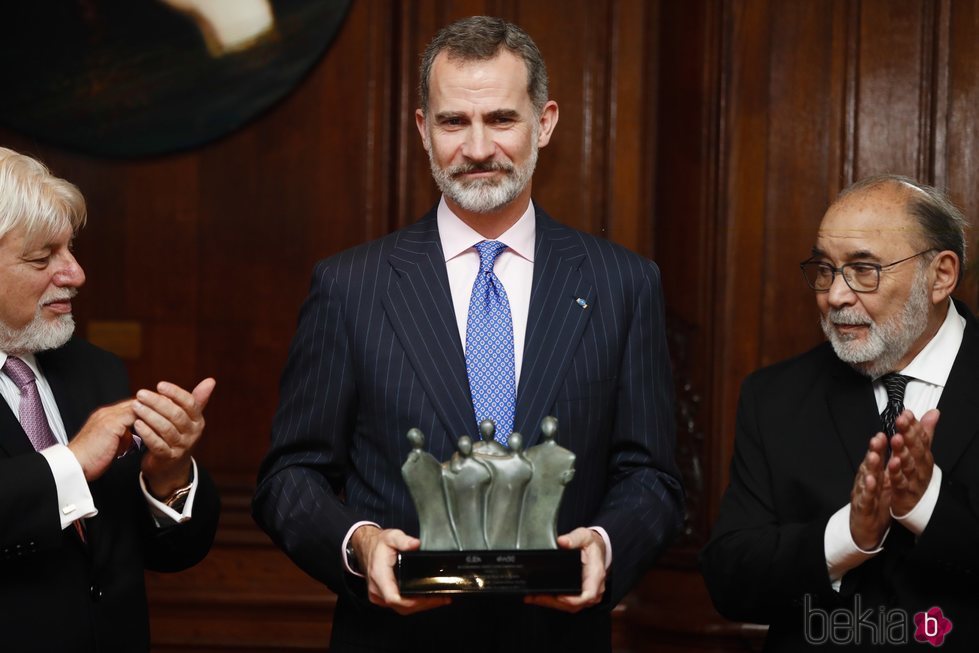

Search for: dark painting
xmin=0 ymin=0 xmax=352 ymax=157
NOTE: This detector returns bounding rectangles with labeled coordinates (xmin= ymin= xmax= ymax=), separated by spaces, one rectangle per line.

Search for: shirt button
xmin=90 ymin=585 xmax=102 ymax=602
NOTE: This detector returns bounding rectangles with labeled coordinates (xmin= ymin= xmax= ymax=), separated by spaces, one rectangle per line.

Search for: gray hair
xmin=839 ymin=174 xmax=968 ymax=286
xmin=418 ymin=16 xmax=549 ymax=116
xmin=0 ymin=147 xmax=86 ymax=249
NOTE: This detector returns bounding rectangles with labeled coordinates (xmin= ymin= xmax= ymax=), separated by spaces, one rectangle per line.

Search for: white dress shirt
xmin=0 ymin=350 xmax=198 ymax=530
xmin=824 ymin=299 xmax=963 ymax=588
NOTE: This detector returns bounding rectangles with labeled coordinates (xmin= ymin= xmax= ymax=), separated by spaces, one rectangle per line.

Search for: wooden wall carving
xmin=2 ymin=1 xmax=979 ymax=650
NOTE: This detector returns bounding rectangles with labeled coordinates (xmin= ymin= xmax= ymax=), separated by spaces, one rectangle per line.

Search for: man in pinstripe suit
xmin=253 ymin=16 xmax=683 ymax=652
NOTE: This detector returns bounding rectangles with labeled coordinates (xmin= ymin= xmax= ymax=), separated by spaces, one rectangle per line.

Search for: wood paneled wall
xmin=3 ymin=0 xmax=979 ymax=650
xmin=646 ymin=1 xmax=979 ymax=649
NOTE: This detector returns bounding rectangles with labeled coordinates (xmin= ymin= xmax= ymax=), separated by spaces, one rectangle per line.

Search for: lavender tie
xmin=3 ymin=356 xmax=58 ymax=451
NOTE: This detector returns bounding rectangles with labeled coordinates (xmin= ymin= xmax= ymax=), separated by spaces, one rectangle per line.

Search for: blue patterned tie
xmin=465 ymin=241 xmax=516 ymax=445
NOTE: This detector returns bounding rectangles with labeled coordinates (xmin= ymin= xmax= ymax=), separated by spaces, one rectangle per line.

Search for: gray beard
xmin=0 ymin=293 xmax=76 ymax=354
xmin=428 ymin=137 xmax=538 ymax=214
xmin=820 ymin=266 xmax=930 ymax=378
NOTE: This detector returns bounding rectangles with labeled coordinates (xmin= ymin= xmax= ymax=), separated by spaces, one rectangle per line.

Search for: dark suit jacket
xmin=0 ymin=339 xmax=220 ymax=653
xmin=701 ymin=300 xmax=979 ymax=651
xmin=253 ymin=206 xmax=683 ymax=652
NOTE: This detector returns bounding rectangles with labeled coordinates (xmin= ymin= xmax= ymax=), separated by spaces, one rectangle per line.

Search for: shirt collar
xmin=893 ymin=299 xmax=965 ymax=388
xmin=0 ymin=350 xmax=42 ymax=379
xmin=437 ymin=196 xmax=536 ymax=263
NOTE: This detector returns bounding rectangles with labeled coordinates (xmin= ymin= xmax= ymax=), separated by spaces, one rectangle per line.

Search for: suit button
xmin=90 ymin=585 xmax=102 ymax=601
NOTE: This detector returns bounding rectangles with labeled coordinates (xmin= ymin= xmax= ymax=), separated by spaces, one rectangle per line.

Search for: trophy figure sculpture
xmin=397 ymin=417 xmax=580 ymax=594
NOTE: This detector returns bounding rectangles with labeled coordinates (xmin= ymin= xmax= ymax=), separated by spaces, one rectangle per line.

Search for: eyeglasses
xmin=799 ymin=249 xmax=935 ymax=293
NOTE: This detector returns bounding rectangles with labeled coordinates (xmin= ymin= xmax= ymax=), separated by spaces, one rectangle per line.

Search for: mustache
xmin=447 ymin=161 xmax=515 ymax=177
xmin=826 ymin=308 xmax=871 ymax=326
xmin=40 ymin=288 xmax=78 ymax=305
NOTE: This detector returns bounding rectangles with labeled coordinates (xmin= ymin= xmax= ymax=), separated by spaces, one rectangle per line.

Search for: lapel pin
xmin=576 ymin=297 xmax=589 ymax=309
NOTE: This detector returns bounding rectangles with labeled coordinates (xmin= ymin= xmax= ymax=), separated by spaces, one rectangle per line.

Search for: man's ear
xmin=930 ymin=250 xmax=959 ymax=302
xmin=536 ymin=100 xmax=559 ymax=149
xmin=415 ymin=109 xmax=430 ymax=151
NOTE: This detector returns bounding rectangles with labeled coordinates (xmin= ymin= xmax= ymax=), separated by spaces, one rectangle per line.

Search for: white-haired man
xmin=0 ymin=147 xmax=220 ymax=653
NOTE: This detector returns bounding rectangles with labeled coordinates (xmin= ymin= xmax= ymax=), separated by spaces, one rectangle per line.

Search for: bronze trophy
xmin=397 ymin=417 xmax=581 ymax=594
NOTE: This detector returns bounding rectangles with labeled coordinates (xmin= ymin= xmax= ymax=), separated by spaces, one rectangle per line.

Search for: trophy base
xmin=397 ymin=549 xmax=582 ymax=595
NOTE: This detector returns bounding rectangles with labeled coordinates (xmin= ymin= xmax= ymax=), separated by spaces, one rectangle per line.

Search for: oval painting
xmin=0 ymin=0 xmax=352 ymax=157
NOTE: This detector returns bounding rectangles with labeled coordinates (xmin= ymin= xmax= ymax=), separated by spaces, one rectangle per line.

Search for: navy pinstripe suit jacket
xmin=253 ymin=206 xmax=683 ymax=652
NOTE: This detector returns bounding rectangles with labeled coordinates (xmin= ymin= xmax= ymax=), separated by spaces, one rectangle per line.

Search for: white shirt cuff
xmin=588 ymin=526 xmax=612 ymax=570
xmin=40 ymin=444 xmax=98 ymax=530
xmin=342 ymin=521 xmax=381 ymax=577
xmin=891 ymin=464 xmax=942 ymax=536
xmin=139 ymin=458 xmax=199 ymax=526
xmin=824 ymin=503 xmax=887 ymax=591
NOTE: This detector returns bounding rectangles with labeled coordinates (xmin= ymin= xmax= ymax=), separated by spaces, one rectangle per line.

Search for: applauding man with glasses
xmin=702 ymin=175 xmax=979 ymax=650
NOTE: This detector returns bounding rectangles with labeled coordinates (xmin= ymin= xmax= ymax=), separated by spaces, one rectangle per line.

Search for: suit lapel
xmin=514 ymin=212 xmax=593 ymax=445
xmin=932 ymin=304 xmax=979 ymax=470
xmin=0 ymin=400 xmax=32 ymax=457
xmin=381 ymin=213 xmax=477 ymax=441
xmin=37 ymin=349 xmax=84 ymax=440
xmin=825 ymin=357 xmax=881 ymax=472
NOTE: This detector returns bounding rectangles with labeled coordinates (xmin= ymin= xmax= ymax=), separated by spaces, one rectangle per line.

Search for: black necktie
xmin=879 ymin=373 xmax=912 ymax=436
